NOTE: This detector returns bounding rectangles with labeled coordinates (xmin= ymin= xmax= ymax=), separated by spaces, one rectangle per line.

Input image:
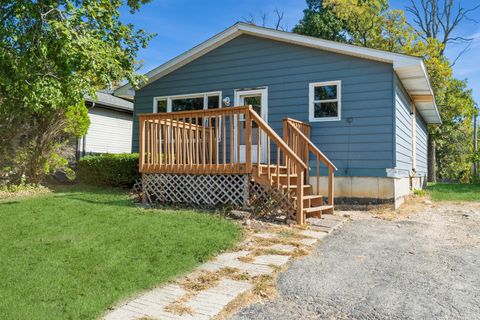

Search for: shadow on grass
xmin=0 ymin=201 xmax=20 ymax=206
xmin=49 ymin=183 xmax=218 ymax=213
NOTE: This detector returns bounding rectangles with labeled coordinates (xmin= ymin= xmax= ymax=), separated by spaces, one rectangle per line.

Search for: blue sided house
xmin=115 ymin=23 xmax=440 ymax=214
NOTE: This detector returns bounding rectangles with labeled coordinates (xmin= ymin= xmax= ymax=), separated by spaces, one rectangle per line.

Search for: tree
xmin=406 ymin=0 xmax=480 ymax=62
xmin=293 ymin=0 xmax=347 ymax=42
xmin=435 ymin=79 xmax=477 ymax=182
xmin=243 ymin=8 xmax=288 ymax=31
xmin=0 ymin=0 xmax=153 ymax=184
xmin=406 ymin=0 xmax=479 ymax=182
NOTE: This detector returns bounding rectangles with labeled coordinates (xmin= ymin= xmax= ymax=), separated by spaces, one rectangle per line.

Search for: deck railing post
xmin=245 ymin=108 xmax=252 ymax=173
xmin=139 ymin=116 xmax=145 ymax=173
xmin=326 ymin=166 xmax=334 ymax=214
xmin=296 ymin=169 xmax=304 ymax=224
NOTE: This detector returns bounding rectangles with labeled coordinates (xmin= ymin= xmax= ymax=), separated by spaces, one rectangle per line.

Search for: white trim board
xmin=115 ymin=22 xmax=440 ymax=124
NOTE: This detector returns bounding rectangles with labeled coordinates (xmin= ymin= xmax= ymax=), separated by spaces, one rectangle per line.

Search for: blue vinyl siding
xmin=133 ymin=35 xmax=396 ymax=177
xmin=395 ymin=77 xmax=413 ymax=174
xmin=416 ymin=114 xmax=428 ymax=175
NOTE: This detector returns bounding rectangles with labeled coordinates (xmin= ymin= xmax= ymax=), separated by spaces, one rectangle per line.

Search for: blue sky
xmin=120 ymin=0 xmax=480 ymax=104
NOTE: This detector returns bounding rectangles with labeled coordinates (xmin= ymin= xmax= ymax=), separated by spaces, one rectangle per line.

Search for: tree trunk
xmin=428 ymin=136 xmax=436 ymax=182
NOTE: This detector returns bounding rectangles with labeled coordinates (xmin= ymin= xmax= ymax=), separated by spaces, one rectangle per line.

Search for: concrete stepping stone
xmin=307 ymin=216 xmax=345 ymax=234
xmin=185 ymin=279 xmax=252 ymax=318
xmin=216 ymin=250 xmax=250 ymax=262
xmin=198 ymin=256 xmax=273 ymax=276
xmin=322 ymin=214 xmax=345 ymax=222
xmin=104 ymin=284 xmax=187 ymax=320
xmin=252 ymin=254 xmax=290 ymax=266
xmin=300 ymin=230 xmax=328 ymax=240
xmin=269 ymin=244 xmax=296 ymax=253
xmin=293 ymin=238 xmax=318 ymax=246
xmin=309 ymin=225 xmax=333 ymax=233
xmin=307 ymin=217 xmax=342 ymax=229
xmin=254 ymin=233 xmax=277 ymax=239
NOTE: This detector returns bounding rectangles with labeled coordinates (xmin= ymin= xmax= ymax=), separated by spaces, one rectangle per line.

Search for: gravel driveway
xmin=232 ymin=202 xmax=480 ymax=320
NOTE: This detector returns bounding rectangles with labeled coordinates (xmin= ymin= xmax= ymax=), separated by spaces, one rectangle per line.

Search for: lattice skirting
xmin=249 ymin=181 xmax=296 ymax=219
xmin=142 ymin=173 xmax=249 ymax=207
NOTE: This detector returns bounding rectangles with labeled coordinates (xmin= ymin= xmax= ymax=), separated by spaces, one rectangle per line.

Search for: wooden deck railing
xmin=283 ymin=118 xmax=337 ymax=213
xmin=139 ymin=106 xmax=334 ymax=223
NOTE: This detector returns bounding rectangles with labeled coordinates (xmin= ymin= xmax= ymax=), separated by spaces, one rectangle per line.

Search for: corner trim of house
xmin=386 ymin=168 xmax=411 ymax=178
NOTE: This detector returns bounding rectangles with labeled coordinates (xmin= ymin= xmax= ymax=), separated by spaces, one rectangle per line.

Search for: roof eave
xmin=394 ymin=60 xmax=441 ymax=124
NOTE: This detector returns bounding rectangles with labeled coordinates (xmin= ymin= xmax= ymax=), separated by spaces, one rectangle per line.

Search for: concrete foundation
xmin=309 ymin=175 xmax=427 ymax=209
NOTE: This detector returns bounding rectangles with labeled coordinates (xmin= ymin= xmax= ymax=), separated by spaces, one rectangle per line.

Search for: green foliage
xmin=0 ymin=185 xmax=241 ymax=319
xmin=64 ymin=102 xmax=91 ymax=137
xmin=413 ymin=188 xmax=426 ymax=196
xmin=0 ymin=0 xmax=153 ymax=184
xmin=293 ymin=0 xmax=347 ymax=42
xmin=434 ymin=79 xmax=477 ymax=182
xmin=77 ymin=153 xmax=140 ymax=187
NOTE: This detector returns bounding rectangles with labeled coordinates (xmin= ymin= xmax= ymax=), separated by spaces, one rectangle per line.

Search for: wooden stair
xmin=254 ymin=165 xmax=333 ymax=220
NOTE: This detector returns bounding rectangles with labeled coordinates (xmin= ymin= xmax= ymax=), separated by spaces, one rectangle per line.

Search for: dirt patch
xmin=0 ymin=185 xmax=50 ymax=200
xmin=369 ymin=195 xmax=431 ymax=220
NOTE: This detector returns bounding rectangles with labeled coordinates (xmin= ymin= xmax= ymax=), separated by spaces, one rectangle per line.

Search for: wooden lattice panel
xmin=249 ymin=181 xmax=296 ymax=220
xmin=142 ymin=173 xmax=249 ymax=206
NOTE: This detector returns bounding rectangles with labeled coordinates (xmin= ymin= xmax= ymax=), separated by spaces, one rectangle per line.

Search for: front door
xmin=234 ymin=88 xmax=268 ymax=163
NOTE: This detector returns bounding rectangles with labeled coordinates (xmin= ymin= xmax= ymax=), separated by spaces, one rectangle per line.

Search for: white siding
xmin=80 ymin=107 xmax=132 ymax=154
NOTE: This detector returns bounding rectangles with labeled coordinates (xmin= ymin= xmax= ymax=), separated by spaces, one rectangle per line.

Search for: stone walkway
xmin=103 ymin=214 xmax=345 ymax=320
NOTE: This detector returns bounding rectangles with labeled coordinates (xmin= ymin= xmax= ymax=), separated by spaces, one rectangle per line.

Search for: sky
xmin=119 ymin=0 xmax=480 ymax=105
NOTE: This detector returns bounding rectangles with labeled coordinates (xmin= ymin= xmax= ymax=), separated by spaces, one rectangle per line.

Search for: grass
xmin=428 ymin=183 xmax=480 ymax=202
xmin=0 ymin=185 xmax=241 ymax=320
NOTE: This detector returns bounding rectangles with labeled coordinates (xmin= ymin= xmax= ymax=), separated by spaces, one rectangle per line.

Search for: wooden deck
xmin=138 ymin=106 xmax=336 ymax=224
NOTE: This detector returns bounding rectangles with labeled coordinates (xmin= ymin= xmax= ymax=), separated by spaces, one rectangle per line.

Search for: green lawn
xmin=428 ymin=183 xmax=480 ymax=202
xmin=0 ymin=186 xmax=241 ymax=320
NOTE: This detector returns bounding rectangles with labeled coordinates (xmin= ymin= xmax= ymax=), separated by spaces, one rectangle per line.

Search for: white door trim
xmin=233 ymin=88 xmax=268 ymax=162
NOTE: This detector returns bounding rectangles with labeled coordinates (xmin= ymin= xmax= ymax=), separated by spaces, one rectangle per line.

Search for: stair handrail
xmin=247 ymin=107 xmax=308 ymax=224
xmin=284 ymin=119 xmax=337 ymax=214
xmin=248 ymin=108 xmax=308 ymax=171
xmin=285 ymin=121 xmax=337 ymax=170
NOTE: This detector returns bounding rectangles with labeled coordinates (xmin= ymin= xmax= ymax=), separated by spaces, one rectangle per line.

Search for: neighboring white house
xmin=76 ymin=92 xmax=133 ymax=157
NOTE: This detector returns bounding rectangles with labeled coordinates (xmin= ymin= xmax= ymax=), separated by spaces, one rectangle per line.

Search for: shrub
xmin=77 ymin=153 xmax=139 ymax=187
xmin=413 ymin=188 xmax=426 ymax=196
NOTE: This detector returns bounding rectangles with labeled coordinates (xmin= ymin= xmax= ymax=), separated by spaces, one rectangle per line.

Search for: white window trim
xmin=308 ymin=81 xmax=341 ymax=122
xmin=152 ymin=91 xmax=222 ymax=113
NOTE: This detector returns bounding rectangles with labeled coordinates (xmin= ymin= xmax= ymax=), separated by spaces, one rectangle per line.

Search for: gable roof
xmin=114 ymin=22 xmax=441 ymax=124
xmin=86 ymin=91 xmax=133 ymax=113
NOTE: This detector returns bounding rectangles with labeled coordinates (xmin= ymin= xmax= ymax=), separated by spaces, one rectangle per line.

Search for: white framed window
xmin=309 ymin=81 xmax=341 ymax=122
xmin=153 ymin=91 xmax=223 ymax=139
xmin=153 ymin=91 xmax=222 ymax=113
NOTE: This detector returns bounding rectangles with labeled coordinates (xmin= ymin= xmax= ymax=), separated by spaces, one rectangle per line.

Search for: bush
xmin=413 ymin=188 xmax=426 ymax=196
xmin=77 ymin=153 xmax=139 ymax=187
